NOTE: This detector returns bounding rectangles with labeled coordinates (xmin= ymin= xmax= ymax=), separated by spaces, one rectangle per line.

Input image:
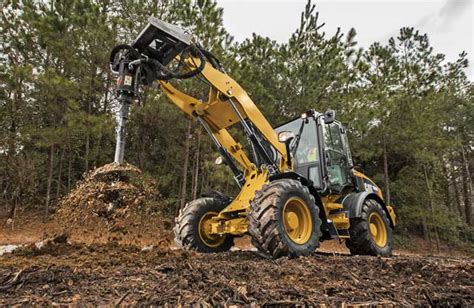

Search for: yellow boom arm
xmin=159 ymin=56 xmax=291 ymax=226
xmin=159 ymin=59 xmax=288 ymax=171
xmin=111 ymin=17 xmax=292 ymax=234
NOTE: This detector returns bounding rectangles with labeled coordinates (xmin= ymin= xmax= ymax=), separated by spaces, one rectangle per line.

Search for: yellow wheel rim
xmin=198 ymin=211 xmax=225 ymax=248
xmin=282 ymin=197 xmax=313 ymax=244
xmin=369 ymin=212 xmax=388 ymax=247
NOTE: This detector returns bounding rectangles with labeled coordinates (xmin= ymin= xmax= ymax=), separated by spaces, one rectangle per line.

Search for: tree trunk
xmin=6 ymin=76 xmax=19 ymax=223
xmin=67 ymin=147 xmax=72 ymax=192
xmin=422 ymin=164 xmax=440 ymax=251
xmin=453 ymin=175 xmax=464 ymax=219
xmin=383 ymin=141 xmax=390 ymax=204
xmin=85 ymin=128 xmax=90 ymax=171
xmin=421 ymin=217 xmax=430 ymax=242
xmin=442 ymin=164 xmax=451 ymax=209
xmin=180 ymin=119 xmax=192 ymax=208
xmin=93 ymin=132 xmax=101 ymax=169
xmin=460 ymin=147 xmax=472 ymax=225
xmin=55 ymin=146 xmax=65 ymax=201
xmin=8 ymin=197 xmax=17 ymax=231
xmin=45 ymin=145 xmax=55 ymax=220
xmin=138 ymin=127 xmax=146 ymax=169
xmin=93 ymin=73 xmax=112 ymax=167
xmin=191 ymin=155 xmax=196 ymax=200
xmin=8 ymin=197 xmax=16 ymax=221
xmin=85 ymin=98 xmax=92 ymax=172
xmin=192 ymin=130 xmax=201 ymax=200
xmin=200 ymin=169 xmax=207 ymax=194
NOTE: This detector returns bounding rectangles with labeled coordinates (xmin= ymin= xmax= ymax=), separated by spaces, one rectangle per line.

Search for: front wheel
xmin=174 ymin=197 xmax=234 ymax=253
xmin=346 ymin=199 xmax=393 ymax=256
xmin=248 ymin=179 xmax=322 ymax=258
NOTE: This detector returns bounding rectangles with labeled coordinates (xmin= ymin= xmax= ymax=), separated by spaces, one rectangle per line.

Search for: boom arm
xmin=111 ymin=18 xmax=289 ymax=184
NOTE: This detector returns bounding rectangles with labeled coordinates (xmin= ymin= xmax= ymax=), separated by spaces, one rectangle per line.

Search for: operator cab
xmin=275 ymin=110 xmax=354 ymax=194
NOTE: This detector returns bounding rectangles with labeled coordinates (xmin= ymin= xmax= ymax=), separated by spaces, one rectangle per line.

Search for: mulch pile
xmin=52 ymin=162 xmax=172 ymax=247
xmin=0 ymin=241 xmax=472 ymax=306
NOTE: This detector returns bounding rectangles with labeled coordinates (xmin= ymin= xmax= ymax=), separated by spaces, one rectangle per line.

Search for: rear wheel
xmin=346 ymin=199 xmax=393 ymax=256
xmin=174 ymin=197 xmax=234 ymax=253
xmin=248 ymin=179 xmax=321 ymax=258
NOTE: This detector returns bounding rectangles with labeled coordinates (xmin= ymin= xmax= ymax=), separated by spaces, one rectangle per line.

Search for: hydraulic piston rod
xmin=114 ymin=95 xmax=132 ymax=164
xmin=113 ymin=60 xmax=135 ymax=164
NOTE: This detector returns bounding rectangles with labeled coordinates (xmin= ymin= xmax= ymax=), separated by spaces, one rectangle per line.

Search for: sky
xmin=215 ymin=0 xmax=473 ymax=80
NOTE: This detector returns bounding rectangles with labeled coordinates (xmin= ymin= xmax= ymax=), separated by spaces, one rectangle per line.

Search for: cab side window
xmin=323 ymin=123 xmax=351 ymax=190
xmin=295 ymin=119 xmax=318 ymax=165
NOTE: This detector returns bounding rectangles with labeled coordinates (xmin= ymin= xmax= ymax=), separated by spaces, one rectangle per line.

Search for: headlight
xmin=214 ymin=156 xmax=224 ymax=165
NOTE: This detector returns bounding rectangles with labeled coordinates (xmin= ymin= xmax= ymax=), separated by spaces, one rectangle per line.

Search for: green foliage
xmin=0 ymin=0 xmax=472 ymax=247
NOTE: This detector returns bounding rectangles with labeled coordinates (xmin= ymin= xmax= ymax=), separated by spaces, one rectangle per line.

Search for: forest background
xmin=1 ymin=0 xmax=472 ymax=250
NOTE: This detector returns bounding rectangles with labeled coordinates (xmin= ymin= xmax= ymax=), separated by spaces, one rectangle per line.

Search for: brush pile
xmin=54 ymin=162 xmax=172 ymax=247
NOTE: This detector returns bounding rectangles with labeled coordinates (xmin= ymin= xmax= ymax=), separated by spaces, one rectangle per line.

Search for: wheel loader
xmin=110 ymin=18 xmax=396 ymax=258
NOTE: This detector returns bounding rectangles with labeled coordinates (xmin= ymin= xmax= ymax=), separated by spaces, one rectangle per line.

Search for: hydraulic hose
xmin=109 ymin=44 xmax=207 ymax=81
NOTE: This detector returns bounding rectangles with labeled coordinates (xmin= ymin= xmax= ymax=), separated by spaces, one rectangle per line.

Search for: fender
xmin=269 ymin=172 xmax=322 ymax=209
xmin=341 ymin=192 xmax=395 ymax=228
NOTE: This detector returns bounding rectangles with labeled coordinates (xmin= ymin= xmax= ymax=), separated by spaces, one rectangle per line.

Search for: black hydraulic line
xmin=227 ymin=98 xmax=278 ymax=172
xmin=110 ymin=44 xmax=207 ymax=83
xmin=109 ymin=44 xmax=141 ymax=72
xmin=144 ymin=45 xmax=206 ymax=81
xmin=199 ymin=47 xmax=223 ymax=71
xmin=285 ymin=140 xmax=292 ymax=169
xmin=292 ymin=120 xmax=306 ymax=158
xmin=247 ymin=135 xmax=260 ymax=166
xmin=195 ymin=114 xmax=244 ymax=187
xmin=239 ymin=119 xmax=260 ymax=166
xmin=316 ymin=114 xmax=329 ymax=193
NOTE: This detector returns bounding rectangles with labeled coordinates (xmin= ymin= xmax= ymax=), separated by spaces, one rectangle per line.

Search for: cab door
xmin=293 ymin=117 xmax=324 ymax=189
xmin=321 ymin=121 xmax=354 ymax=192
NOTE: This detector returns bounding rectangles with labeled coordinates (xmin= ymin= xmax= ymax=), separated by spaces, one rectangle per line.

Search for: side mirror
xmin=278 ymin=131 xmax=295 ymax=143
xmin=324 ymin=109 xmax=336 ymax=124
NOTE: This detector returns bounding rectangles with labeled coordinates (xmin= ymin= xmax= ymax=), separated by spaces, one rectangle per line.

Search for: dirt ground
xmin=0 ymin=237 xmax=472 ymax=306
xmin=1 ymin=163 xmax=472 ymax=306
xmin=1 ymin=211 xmax=472 ymax=307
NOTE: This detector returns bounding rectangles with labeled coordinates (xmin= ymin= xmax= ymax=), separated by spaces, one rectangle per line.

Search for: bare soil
xmin=1 ymin=163 xmax=472 ymax=306
xmin=0 ymin=238 xmax=472 ymax=306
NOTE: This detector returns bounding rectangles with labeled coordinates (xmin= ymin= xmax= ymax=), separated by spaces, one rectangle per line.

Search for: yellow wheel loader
xmin=110 ymin=18 xmax=396 ymax=258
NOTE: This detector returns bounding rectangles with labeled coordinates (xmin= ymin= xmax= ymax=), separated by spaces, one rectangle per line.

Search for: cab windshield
xmin=275 ymin=117 xmax=319 ymax=166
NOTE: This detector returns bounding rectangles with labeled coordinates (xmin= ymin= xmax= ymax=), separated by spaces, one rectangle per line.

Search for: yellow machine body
xmin=159 ymin=56 xmax=396 ymax=239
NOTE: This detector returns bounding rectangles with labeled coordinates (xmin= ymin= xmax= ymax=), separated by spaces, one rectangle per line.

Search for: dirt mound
xmin=54 ymin=162 xmax=172 ymax=247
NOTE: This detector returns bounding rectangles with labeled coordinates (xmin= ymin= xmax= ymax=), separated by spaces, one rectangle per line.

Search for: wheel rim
xmin=368 ymin=211 xmax=388 ymax=247
xmin=282 ymin=197 xmax=313 ymax=244
xmin=198 ymin=211 xmax=225 ymax=248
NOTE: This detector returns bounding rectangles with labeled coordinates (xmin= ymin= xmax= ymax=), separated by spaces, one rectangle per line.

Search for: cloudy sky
xmin=215 ymin=0 xmax=473 ymax=80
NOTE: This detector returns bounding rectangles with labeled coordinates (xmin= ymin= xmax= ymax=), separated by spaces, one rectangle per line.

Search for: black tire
xmin=174 ymin=197 xmax=234 ymax=253
xmin=346 ymin=199 xmax=393 ymax=256
xmin=248 ymin=179 xmax=322 ymax=258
